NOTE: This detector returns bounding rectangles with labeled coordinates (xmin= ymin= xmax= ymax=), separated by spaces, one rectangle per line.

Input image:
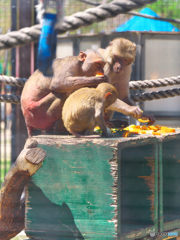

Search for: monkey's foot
xmin=106 ymin=119 xmax=128 ymax=129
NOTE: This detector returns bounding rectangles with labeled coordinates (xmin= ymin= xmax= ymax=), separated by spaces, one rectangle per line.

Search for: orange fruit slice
xmin=122 ymin=131 xmax=131 ymax=137
xmin=152 ymin=132 xmax=161 ymax=135
xmin=138 ymin=118 xmax=150 ymax=123
xmin=96 ymin=73 xmax=104 ymax=76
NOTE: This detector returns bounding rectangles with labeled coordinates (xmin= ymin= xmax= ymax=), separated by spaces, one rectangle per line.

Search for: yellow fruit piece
xmin=138 ymin=118 xmax=150 ymax=123
xmin=164 ymin=128 xmax=175 ymax=133
xmin=122 ymin=131 xmax=131 ymax=137
xmin=152 ymin=132 xmax=161 ymax=136
xmin=141 ymin=125 xmax=148 ymax=130
xmin=155 ymin=124 xmax=161 ymax=130
xmin=96 ymin=73 xmax=104 ymax=76
xmin=148 ymin=126 xmax=158 ymax=131
xmin=139 ymin=130 xmax=146 ymax=134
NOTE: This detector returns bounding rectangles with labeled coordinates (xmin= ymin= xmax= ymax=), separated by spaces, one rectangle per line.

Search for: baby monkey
xmin=62 ymin=83 xmax=118 ymax=138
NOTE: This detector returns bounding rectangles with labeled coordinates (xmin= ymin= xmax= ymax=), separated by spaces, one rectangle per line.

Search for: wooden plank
xmin=25 ymin=140 xmax=118 ymax=239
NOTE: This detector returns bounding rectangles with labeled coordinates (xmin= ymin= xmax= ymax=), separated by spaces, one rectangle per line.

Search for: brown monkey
xmin=21 ymin=49 xmax=107 ymax=137
xmin=62 ymin=83 xmax=118 ymax=137
xmin=98 ymin=38 xmax=155 ymax=125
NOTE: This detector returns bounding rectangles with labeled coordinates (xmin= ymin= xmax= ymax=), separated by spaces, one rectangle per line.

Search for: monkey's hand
xmin=126 ymin=106 xmax=143 ymax=119
xmin=90 ymin=75 xmax=108 ymax=84
xmin=139 ymin=113 xmax=155 ymax=126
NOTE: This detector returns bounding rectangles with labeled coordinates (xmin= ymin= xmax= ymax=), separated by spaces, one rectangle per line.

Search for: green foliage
xmin=150 ymin=0 xmax=180 ymax=19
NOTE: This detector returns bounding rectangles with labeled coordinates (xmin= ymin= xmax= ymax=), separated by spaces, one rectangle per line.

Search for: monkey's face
xmin=112 ymin=55 xmax=133 ymax=75
xmin=82 ymin=53 xmax=106 ymax=76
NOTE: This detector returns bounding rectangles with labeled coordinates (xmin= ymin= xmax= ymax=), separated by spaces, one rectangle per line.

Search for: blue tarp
xmin=116 ymin=8 xmax=179 ymax=32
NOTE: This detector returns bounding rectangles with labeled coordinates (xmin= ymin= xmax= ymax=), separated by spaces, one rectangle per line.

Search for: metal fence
xmin=0 ymin=0 xmax=12 ymax=186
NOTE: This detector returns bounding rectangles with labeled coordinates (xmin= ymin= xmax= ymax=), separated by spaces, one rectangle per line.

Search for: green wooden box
xmin=25 ymin=135 xmax=159 ymax=240
xmin=158 ymin=134 xmax=180 ymax=234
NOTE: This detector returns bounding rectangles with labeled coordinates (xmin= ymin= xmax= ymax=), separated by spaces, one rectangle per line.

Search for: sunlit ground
xmin=11 ymin=230 xmax=29 ymax=240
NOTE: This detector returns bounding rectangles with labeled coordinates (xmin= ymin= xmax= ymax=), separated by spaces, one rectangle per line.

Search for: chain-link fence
xmin=0 ymin=0 xmax=12 ymax=186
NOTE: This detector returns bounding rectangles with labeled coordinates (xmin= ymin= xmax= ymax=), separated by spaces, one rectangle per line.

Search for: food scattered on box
xmin=94 ymin=125 xmax=177 ymax=137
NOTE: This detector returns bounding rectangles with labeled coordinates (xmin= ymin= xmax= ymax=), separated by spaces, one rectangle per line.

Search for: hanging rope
xmin=131 ymin=87 xmax=180 ymax=102
xmin=0 ymin=0 xmax=157 ymax=50
xmin=129 ymin=76 xmax=180 ymax=90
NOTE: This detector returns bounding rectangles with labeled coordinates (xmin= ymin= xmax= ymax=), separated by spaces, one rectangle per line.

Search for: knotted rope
xmin=131 ymin=88 xmax=180 ymax=102
xmin=129 ymin=76 xmax=180 ymax=90
xmin=0 ymin=75 xmax=27 ymax=87
xmin=0 ymin=74 xmax=180 ymax=103
xmin=0 ymin=0 xmax=157 ymax=50
xmin=0 ymin=94 xmax=20 ymax=104
xmin=1 ymin=75 xmax=180 ymax=90
xmin=3 ymin=86 xmax=180 ymax=104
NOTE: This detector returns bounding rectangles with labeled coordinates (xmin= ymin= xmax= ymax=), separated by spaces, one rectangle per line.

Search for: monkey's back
xmin=62 ymin=87 xmax=103 ymax=133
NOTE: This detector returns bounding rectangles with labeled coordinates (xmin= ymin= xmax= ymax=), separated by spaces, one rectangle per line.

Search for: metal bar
xmin=11 ymin=0 xmax=17 ymax=164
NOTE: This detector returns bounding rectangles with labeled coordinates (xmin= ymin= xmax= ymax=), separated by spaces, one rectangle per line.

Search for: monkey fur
xmin=62 ymin=83 xmax=118 ymax=138
xmin=21 ymin=49 xmax=107 ymax=137
xmin=98 ymin=37 xmax=155 ymax=125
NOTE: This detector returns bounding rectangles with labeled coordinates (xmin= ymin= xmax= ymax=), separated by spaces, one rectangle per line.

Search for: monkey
xmin=62 ymin=83 xmax=118 ymax=138
xmin=98 ymin=37 xmax=155 ymax=126
xmin=21 ymin=48 xmax=143 ymax=137
xmin=21 ymin=49 xmax=107 ymax=137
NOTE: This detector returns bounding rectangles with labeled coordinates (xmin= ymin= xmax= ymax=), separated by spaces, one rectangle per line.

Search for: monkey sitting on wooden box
xmin=62 ymin=82 xmax=118 ymax=138
xmin=21 ymin=49 xmax=143 ymax=137
xmin=98 ymin=37 xmax=155 ymax=126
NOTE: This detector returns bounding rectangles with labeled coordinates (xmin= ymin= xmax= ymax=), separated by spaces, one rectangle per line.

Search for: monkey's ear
xmin=105 ymin=92 xmax=112 ymax=99
xmin=78 ymin=51 xmax=87 ymax=62
xmin=109 ymin=41 xmax=113 ymax=46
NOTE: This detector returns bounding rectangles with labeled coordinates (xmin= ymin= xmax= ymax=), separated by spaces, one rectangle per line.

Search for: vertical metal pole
xmin=11 ymin=0 xmax=17 ymax=164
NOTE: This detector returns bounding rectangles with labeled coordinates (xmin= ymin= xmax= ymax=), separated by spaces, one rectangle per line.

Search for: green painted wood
xmin=24 ymin=135 xmax=161 ymax=239
xmin=158 ymin=142 xmax=163 ymax=232
xmin=162 ymin=140 xmax=180 ymax=224
xmin=120 ymin=144 xmax=158 ymax=234
xmin=25 ymin=142 xmax=117 ymax=239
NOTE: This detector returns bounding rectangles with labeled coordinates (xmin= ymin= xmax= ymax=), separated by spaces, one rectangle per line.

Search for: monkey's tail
xmin=69 ymin=129 xmax=100 ymax=138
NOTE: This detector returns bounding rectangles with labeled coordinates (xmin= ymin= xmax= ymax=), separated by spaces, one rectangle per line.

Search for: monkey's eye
xmin=114 ymin=55 xmax=121 ymax=63
xmin=124 ymin=59 xmax=132 ymax=65
xmin=96 ymin=63 xmax=101 ymax=68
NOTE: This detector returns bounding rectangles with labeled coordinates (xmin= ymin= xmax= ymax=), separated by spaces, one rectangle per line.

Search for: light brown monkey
xmin=21 ymin=49 xmax=107 ymax=137
xmin=98 ymin=38 xmax=155 ymax=126
xmin=62 ymin=83 xmax=118 ymax=137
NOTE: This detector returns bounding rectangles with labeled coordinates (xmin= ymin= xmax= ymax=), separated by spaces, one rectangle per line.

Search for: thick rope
xmin=78 ymin=0 xmax=180 ymax=25
xmin=0 ymin=75 xmax=27 ymax=87
xmin=3 ymin=87 xmax=180 ymax=104
xmin=0 ymin=0 xmax=157 ymax=50
xmin=1 ymin=75 xmax=180 ymax=90
xmin=129 ymin=76 xmax=180 ymax=90
xmin=130 ymin=88 xmax=180 ymax=102
xmin=127 ymin=11 xmax=180 ymax=24
xmin=0 ymin=94 xmax=20 ymax=104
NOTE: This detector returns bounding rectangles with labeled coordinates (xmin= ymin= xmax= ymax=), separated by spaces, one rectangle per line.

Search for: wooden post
xmin=0 ymin=139 xmax=46 ymax=240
